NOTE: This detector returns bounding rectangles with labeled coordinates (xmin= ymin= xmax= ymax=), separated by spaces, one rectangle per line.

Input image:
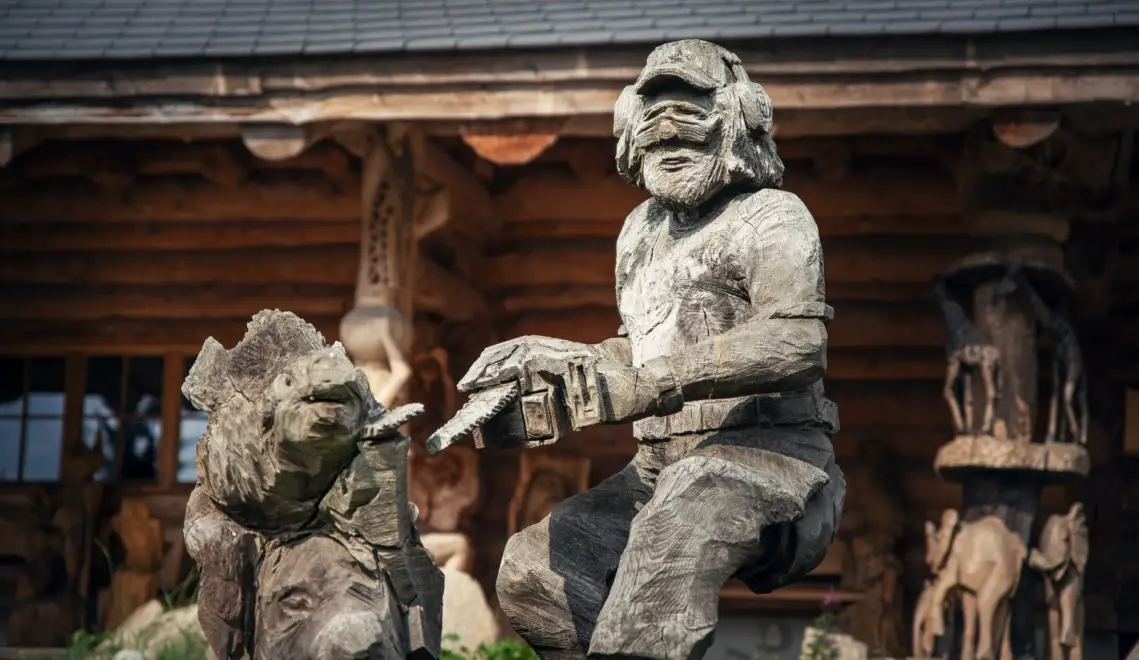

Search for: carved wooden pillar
xmin=338 ymin=128 xmax=452 ymax=409
xmin=924 ymin=123 xmax=1096 ymax=660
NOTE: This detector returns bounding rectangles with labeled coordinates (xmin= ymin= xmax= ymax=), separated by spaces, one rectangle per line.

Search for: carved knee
xmin=496 ymin=523 xmax=585 ymax=655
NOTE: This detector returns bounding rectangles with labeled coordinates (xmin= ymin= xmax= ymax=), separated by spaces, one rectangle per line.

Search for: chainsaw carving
xmin=1029 ymin=503 xmax=1087 ymax=660
xmin=107 ymin=499 xmax=165 ymax=629
xmin=926 ymin=509 xmax=1026 ymax=660
xmin=430 ymin=40 xmax=843 ymax=660
xmin=934 ymin=275 xmax=1002 ymax=436
xmin=996 ymin=266 xmax=1088 ymax=445
xmin=181 ymin=309 xmax=443 ymax=660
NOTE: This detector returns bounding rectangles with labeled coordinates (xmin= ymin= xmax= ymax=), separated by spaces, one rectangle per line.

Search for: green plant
xmin=441 ymin=634 xmax=539 ymax=660
xmin=804 ymin=612 xmax=840 ymax=660
xmin=65 ymin=628 xmax=121 ymax=660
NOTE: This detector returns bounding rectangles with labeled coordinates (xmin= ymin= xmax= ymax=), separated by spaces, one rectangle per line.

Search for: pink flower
xmin=821 ymin=587 xmax=841 ymax=611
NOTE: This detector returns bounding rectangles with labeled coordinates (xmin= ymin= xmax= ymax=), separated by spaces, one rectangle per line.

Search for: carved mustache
xmin=633 ymin=101 xmax=721 ymax=149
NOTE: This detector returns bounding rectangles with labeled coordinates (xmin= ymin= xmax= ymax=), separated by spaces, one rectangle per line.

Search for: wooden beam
xmin=419 ymin=140 xmax=496 ymax=233
xmin=0 ymin=221 xmax=359 ymax=252
xmin=0 ymin=317 xmax=344 ymax=354
xmin=493 ymin=164 xmax=958 ymax=223
xmin=0 ymin=284 xmax=353 ymax=321
xmin=0 ymin=174 xmax=359 ymax=223
xmin=483 ymin=235 xmax=979 ymax=289
xmin=240 ymin=123 xmax=324 ymax=161
xmin=459 ymin=119 xmax=562 ymax=166
xmin=0 ymin=129 xmax=10 ymax=167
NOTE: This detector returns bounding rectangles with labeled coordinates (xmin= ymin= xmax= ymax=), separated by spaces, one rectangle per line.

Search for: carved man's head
xmin=614 ymin=39 xmax=783 ymax=212
xmin=183 ymin=310 xmax=377 ymax=530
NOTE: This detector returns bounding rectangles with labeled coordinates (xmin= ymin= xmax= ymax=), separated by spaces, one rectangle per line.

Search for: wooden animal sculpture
xmin=182 ymin=310 xmax=443 ymax=660
xmin=1029 ymin=503 xmax=1088 ymax=660
xmin=934 ymin=276 xmax=1002 ymax=436
xmin=995 ymin=266 xmax=1088 ymax=445
xmin=926 ymin=509 xmax=1026 ymax=660
xmin=915 ymin=512 xmax=958 ymax=658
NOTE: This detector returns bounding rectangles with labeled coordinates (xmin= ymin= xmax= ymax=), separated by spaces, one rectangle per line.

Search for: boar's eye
xmin=279 ymin=588 xmax=313 ymax=614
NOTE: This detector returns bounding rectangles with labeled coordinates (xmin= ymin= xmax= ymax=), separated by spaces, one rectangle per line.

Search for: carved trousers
xmin=496 ymin=426 xmax=845 ymax=660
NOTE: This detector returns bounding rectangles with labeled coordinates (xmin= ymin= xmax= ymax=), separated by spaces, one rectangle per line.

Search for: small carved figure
xmin=995 ymin=266 xmax=1088 ymax=445
xmin=107 ymin=499 xmax=165 ymax=629
xmin=182 ymin=310 xmax=443 ymax=660
xmin=1029 ymin=503 xmax=1087 ymax=660
xmin=934 ymin=276 xmax=1002 ymax=436
xmin=432 ymin=40 xmax=844 ymax=660
xmin=926 ymin=509 xmax=1025 ymax=660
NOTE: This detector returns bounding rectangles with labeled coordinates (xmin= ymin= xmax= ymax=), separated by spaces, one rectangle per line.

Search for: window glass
xmin=177 ymin=357 xmax=206 ymax=484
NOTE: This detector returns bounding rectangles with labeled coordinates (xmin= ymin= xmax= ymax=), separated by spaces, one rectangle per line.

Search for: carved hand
xmin=596 ymin=357 xmax=683 ymax=424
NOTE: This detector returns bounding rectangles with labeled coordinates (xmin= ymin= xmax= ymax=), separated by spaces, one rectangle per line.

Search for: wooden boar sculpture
xmin=181 ymin=309 xmax=443 ymax=660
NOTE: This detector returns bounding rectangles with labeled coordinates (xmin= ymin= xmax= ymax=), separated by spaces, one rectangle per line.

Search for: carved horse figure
xmin=926 ymin=509 xmax=1025 ymax=660
xmin=995 ymin=266 xmax=1088 ymax=445
xmin=934 ymin=276 xmax=1001 ymax=436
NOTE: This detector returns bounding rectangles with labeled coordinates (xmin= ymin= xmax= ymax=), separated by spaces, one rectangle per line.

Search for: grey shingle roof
xmin=1 ymin=0 xmax=1137 ymax=61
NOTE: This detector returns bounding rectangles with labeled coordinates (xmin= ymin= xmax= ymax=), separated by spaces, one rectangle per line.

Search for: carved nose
xmin=658 ymin=119 xmax=678 ymax=140
xmin=312 ymin=611 xmax=401 ymax=659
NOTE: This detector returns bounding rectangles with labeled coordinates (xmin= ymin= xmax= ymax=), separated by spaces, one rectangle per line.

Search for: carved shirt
xmin=614 ymin=187 xmax=838 ymax=439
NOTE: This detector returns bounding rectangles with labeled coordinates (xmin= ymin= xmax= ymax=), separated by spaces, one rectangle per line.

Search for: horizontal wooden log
xmin=0 ymin=139 xmax=355 ymax=187
xmin=0 ymin=285 xmax=353 ymax=321
xmin=0 ymin=317 xmax=344 ymax=353
xmin=0 ymin=173 xmax=359 ymax=223
xmin=500 ymin=213 xmax=967 ymax=240
xmin=484 ymin=236 xmax=978 ymax=289
xmin=0 ymin=221 xmax=359 ymax=252
xmin=493 ymin=164 xmax=957 ymax=223
xmin=0 ymin=246 xmax=359 ymax=286
xmin=502 ymin=303 xmax=948 ymax=349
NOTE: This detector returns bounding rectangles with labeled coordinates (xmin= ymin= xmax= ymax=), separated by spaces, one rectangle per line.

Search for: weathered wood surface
xmin=0 ymin=175 xmax=359 ymax=223
xmin=0 ymin=221 xmax=359 ymax=252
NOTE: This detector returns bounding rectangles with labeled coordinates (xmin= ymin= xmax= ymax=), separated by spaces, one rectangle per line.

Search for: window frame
xmin=0 ymin=356 xmax=68 ymax=483
xmin=0 ymin=351 xmax=193 ymax=493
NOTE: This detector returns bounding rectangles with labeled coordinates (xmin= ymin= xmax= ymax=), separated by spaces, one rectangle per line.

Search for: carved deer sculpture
xmin=934 ymin=276 xmax=1002 ymax=436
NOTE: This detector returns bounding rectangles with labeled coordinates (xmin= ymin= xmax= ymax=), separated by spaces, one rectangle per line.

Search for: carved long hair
xmin=613 ymin=47 xmax=784 ymax=193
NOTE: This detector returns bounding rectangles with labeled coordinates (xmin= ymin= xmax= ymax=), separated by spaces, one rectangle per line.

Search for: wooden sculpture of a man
xmin=451 ymin=40 xmax=845 ymax=660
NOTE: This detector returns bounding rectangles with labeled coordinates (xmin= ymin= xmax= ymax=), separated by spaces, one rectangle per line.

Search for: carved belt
xmin=633 ymin=387 xmax=839 ymax=440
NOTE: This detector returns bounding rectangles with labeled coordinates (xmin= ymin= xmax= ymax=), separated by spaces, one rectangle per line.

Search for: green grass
xmin=440 ymin=635 xmax=539 ymax=660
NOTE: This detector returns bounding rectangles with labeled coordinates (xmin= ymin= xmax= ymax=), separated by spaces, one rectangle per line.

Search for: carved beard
xmin=642 ymin=145 xmax=728 ymax=213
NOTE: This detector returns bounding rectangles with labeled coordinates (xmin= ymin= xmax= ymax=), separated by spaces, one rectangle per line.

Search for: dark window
xmin=177 ymin=357 xmax=207 ymax=484
xmin=83 ymin=356 xmax=164 ymax=482
xmin=0 ymin=357 xmax=66 ymax=482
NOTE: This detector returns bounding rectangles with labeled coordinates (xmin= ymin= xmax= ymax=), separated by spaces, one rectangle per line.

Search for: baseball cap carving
xmin=633 ymin=39 xmax=739 ymax=94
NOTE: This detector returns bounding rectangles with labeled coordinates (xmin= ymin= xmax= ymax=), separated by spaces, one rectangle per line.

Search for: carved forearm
xmin=646 ymin=317 xmax=826 ymax=403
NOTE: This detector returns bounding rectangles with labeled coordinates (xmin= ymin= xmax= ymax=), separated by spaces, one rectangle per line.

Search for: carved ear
xmin=1068 ymin=503 xmax=1089 ymax=571
xmin=612 ymin=84 xmax=640 ymax=139
xmin=182 ymin=337 xmax=234 ymax=413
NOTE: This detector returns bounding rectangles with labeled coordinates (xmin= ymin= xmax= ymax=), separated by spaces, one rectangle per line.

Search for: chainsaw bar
xmin=426 ymin=381 xmax=520 ymax=454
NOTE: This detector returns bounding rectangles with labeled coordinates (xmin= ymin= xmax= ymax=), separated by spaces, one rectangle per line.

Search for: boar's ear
xmin=182 ymin=338 xmax=234 ymax=413
xmin=184 ymin=488 xmax=258 ymax=660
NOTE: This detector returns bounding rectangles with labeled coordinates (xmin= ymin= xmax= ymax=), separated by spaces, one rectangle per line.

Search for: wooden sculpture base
xmin=935 ymin=434 xmax=1089 ymax=482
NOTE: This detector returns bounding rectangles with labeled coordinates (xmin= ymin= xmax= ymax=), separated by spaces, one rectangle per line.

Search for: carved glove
xmin=595 ymin=356 xmax=684 ymax=424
